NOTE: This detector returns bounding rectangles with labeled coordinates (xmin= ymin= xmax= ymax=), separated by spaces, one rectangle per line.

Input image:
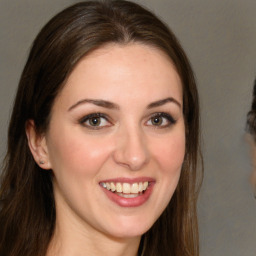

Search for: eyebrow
xmin=68 ymin=99 xmax=119 ymax=111
xmin=68 ymin=97 xmax=181 ymax=111
xmin=147 ymin=97 xmax=181 ymax=109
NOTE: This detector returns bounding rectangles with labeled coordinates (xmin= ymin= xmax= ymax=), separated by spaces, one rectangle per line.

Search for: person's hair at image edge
xmin=247 ymin=79 xmax=256 ymax=139
xmin=0 ymin=1 xmax=202 ymax=255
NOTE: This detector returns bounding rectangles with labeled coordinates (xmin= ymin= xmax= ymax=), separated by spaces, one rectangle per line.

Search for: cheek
xmin=152 ymin=132 xmax=185 ymax=174
xmin=149 ymin=130 xmax=185 ymax=216
xmin=47 ymin=131 xmax=113 ymax=177
xmin=251 ymin=151 xmax=256 ymax=187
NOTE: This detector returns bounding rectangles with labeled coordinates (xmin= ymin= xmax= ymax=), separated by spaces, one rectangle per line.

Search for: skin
xmin=26 ymin=43 xmax=185 ymax=256
xmin=245 ymin=134 xmax=256 ymax=190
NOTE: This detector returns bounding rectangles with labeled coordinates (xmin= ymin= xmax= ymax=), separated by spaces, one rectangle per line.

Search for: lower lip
xmin=101 ymin=183 xmax=154 ymax=207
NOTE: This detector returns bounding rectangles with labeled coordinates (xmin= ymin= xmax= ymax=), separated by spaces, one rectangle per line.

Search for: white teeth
xmin=116 ymin=193 xmax=139 ymax=198
xmin=100 ymin=181 xmax=150 ymax=194
xmin=123 ymin=183 xmax=131 ymax=194
xmin=116 ymin=182 xmax=122 ymax=193
xmin=130 ymin=183 xmax=139 ymax=193
xmin=138 ymin=182 xmax=143 ymax=192
xmin=106 ymin=183 xmax=111 ymax=190
xmin=110 ymin=182 xmax=116 ymax=192
xmin=143 ymin=181 xmax=148 ymax=191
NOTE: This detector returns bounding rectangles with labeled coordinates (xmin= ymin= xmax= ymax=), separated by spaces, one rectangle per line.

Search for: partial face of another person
xmin=41 ymin=43 xmax=185 ymax=238
xmin=246 ymin=135 xmax=256 ymax=189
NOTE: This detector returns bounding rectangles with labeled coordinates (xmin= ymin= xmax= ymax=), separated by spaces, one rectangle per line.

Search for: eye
xmin=146 ymin=112 xmax=176 ymax=128
xmin=79 ymin=113 xmax=111 ymax=129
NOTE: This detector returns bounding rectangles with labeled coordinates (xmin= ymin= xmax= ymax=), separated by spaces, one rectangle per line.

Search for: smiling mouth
xmin=99 ymin=181 xmax=149 ymax=198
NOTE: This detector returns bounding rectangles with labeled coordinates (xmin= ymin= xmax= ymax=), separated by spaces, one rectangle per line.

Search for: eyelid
xmin=78 ymin=112 xmax=176 ymax=130
xmin=145 ymin=112 xmax=177 ymax=127
xmin=151 ymin=112 xmax=176 ymax=122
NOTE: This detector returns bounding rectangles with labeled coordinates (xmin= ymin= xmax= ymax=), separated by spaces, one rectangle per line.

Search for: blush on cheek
xmin=156 ymin=139 xmax=185 ymax=170
xmin=60 ymin=140 xmax=111 ymax=176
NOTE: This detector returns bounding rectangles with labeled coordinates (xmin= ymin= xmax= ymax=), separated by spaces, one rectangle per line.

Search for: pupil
xmin=152 ymin=116 xmax=162 ymax=125
xmin=90 ymin=117 xmax=100 ymax=126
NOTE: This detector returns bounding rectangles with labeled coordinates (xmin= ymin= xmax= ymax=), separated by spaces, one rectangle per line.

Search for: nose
xmin=112 ymin=125 xmax=150 ymax=171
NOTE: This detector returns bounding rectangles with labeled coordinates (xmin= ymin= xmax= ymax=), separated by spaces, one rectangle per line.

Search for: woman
xmin=246 ymin=79 xmax=256 ymax=189
xmin=0 ymin=1 xmax=202 ymax=255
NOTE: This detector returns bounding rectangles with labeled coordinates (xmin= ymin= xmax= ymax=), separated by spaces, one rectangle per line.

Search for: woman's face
xmin=246 ymin=135 xmax=256 ymax=188
xmin=43 ymin=43 xmax=185 ymax=238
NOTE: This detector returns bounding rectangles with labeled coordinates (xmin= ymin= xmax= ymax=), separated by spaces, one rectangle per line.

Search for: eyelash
xmin=79 ymin=113 xmax=111 ymax=130
xmin=146 ymin=112 xmax=176 ymax=128
xmin=79 ymin=112 xmax=176 ymax=130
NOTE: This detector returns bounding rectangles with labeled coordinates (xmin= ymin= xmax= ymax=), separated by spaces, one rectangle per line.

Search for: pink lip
xmin=99 ymin=177 xmax=155 ymax=208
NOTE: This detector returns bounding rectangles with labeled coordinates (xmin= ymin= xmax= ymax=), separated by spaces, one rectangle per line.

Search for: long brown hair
xmin=247 ymin=79 xmax=256 ymax=138
xmin=0 ymin=1 xmax=202 ymax=255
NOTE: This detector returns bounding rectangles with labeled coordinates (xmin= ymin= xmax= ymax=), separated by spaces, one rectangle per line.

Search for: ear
xmin=25 ymin=120 xmax=52 ymax=170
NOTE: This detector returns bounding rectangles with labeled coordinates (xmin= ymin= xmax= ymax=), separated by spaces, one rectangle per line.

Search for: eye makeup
xmin=146 ymin=112 xmax=176 ymax=128
xmin=79 ymin=113 xmax=112 ymax=130
xmin=78 ymin=111 xmax=177 ymax=131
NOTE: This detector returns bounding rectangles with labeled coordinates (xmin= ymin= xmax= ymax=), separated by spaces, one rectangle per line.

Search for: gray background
xmin=0 ymin=0 xmax=255 ymax=255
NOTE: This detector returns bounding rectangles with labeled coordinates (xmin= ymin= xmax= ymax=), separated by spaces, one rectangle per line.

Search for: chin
xmin=106 ymin=216 xmax=154 ymax=238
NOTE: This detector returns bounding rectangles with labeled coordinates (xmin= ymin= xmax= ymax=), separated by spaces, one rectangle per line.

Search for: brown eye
xmin=151 ymin=116 xmax=163 ymax=126
xmin=89 ymin=117 xmax=101 ymax=126
xmin=146 ymin=113 xmax=176 ymax=128
xmin=80 ymin=113 xmax=111 ymax=129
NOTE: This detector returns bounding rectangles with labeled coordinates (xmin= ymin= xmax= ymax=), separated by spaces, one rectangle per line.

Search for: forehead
xmin=56 ymin=43 xmax=183 ymax=108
